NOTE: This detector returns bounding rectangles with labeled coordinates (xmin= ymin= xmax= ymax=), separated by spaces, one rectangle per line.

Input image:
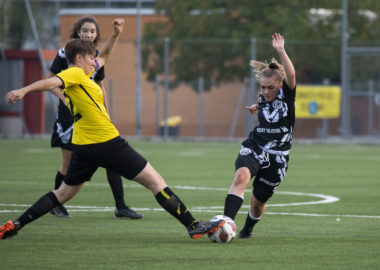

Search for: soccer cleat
xmin=188 ymin=219 xmax=226 ymax=240
xmin=238 ymin=225 xmax=253 ymax=239
xmin=115 ymin=206 xmax=143 ymax=219
xmin=50 ymin=205 xmax=72 ymax=218
xmin=0 ymin=220 xmax=20 ymax=240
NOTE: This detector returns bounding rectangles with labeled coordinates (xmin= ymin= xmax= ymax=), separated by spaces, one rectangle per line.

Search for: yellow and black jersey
xmin=56 ymin=67 xmax=119 ymax=145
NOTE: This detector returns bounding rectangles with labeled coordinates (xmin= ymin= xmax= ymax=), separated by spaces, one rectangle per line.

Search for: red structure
xmin=3 ymin=50 xmax=56 ymax=134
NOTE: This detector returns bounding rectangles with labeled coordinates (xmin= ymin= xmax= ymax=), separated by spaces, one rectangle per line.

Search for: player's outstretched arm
xmin=96 ymin=18 xmax=124 ymax=68
xmin=48 ymin=71 xmax=67 ymax=105
xmin=5 ymin=76 xmax=63 ymax=106
xmin=272 ymin=33 xmax=296 ymax=89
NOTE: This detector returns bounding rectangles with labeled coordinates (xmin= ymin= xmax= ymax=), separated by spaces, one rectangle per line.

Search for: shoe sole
xmin=191 ymin=220 xmax=226 ymax=240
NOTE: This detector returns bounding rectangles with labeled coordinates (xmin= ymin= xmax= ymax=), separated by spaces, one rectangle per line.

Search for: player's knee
xmin=135 ymin=163 xmax=167 ymax=194
xmin=233 ymin=169 xmax=251 ymax=188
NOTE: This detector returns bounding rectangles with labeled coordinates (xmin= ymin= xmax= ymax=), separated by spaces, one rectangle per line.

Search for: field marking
xmin=0 ymin=205 xmax=379 ymax=219
xmin=0 ymin=181 xmax=339 ymax=207
xmin=0 ymin=180 xmax=339 ymax=206
xmin=4 ymin=182 xmax=375 ymax=218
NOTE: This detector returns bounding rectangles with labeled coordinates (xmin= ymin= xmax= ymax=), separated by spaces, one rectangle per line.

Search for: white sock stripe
xmin=248 ymin=210 xmax=262 ymax=221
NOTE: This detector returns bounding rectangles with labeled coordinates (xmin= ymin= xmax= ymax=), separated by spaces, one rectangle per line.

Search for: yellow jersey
xmin=56 ymin=67 xmax=119 ymax=145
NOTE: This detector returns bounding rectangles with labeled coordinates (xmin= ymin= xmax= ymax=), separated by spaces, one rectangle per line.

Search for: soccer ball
xmin=208 ymin=215 xmax=237 ymax=243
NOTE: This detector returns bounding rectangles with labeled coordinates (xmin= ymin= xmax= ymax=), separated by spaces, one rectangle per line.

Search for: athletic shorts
xmin=64 ymin=136 xmax=148 ymax=186
xmin=235 ymin=146 xmax=289 ymax=203
xmin=51 ymin=102 xmax=74 ymax=150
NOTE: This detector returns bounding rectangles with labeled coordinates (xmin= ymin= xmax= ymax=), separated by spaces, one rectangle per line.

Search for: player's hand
xmin=272 ymin=33 xmax=285 ymax=52
xmin=112 ymin=18 xmax=124 ymax=35
xmin=4 ymin=90 xmax=26 ymax=106
xmin=246 ymin=104 xmax=259 ymax=114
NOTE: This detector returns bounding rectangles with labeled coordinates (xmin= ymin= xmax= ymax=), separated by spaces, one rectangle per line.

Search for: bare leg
xmin=53 ymin=182 xmax=84 ymax=204
xmin=51 ymin=148 xmax=73 ymax=217
xmin=228 ymin=167 xmax=251 ymax=198
xmin=250 ymin=193 xmax=265 ymax=218
xmin=224 ymin=167 xmax=251 ymax=219
xmin=133 ymin=162 xmax=167 ymax=195
xmin=59 ymin=148 xmax=72 ymax=175
xmin=238 ymin=194 xmax=265 ymax=239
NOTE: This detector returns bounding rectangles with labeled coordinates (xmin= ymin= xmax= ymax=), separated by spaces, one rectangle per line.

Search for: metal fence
xmin=1 ymin=0 xmax=380 ymax=139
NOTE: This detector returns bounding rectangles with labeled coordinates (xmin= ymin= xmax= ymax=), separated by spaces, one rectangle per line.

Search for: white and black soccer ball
xmin=208 ymin=215 xmax=237 ymax=243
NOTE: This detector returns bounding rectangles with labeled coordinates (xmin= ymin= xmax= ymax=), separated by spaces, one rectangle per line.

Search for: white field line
xmin=1 ymin=182 xmax=377 ymax=218
xmin=0 ymin=181 xmax=338 ymax=207
xmin=0 ymin=206 xmax=379 ymax=219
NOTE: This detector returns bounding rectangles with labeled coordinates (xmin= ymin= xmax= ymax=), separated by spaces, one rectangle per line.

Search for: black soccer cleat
xmin=188 ymin=219 xmax=225 ymax=240
xmin=115 ymin=206 xmax=143 ymax=219
xmin=0 ymin=220 xmax=20 ymax=240
xmin=50 ymin=205 xmax=72 ymax=218
xmin=238 ymin=225 xmax=253 ymax=239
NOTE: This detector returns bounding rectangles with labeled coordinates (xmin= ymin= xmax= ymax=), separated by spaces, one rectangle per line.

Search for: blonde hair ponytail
xmin=250 ymin=58 xmax=285 ymax=82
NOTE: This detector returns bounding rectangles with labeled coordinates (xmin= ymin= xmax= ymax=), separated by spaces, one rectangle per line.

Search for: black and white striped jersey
xmin=243 ymin=80 xmax=296 ymax=156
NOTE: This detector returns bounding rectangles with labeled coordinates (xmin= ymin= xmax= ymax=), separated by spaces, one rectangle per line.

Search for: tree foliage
xmin=142 ymin=0 xmax=380 ymax=89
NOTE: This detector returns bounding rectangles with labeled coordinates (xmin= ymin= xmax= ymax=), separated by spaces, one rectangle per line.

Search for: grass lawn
xmin=1 ymin=138 xmax=379 ymax=270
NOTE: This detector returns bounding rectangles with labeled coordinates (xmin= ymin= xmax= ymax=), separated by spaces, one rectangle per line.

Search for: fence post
xmin=198 ymin=77 xmax=204 ymax=137
xmin=136 ymin=0 xmax=142 ymax=136
xmin=368 ymin=80 xmax=374 ymax=135
xmin=320 ymin=78 xmax=330 ymax=138
xmin=155 ymin=76 xmax=160 ymax=136
xmin=246 ymin=37 xmax=257 ymax=137
xmin=163 ymin=37 xmax=170 ymax=138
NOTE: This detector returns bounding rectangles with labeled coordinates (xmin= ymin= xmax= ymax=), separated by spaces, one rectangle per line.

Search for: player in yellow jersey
xmin=1 ymin=18 xmax=224 ymax=240
xmin=49 ymin=16 xmax=142 ymax=219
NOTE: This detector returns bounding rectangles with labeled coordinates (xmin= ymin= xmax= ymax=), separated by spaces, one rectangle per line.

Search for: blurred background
xmin=1 ymin=0 xmax=380 ymax=140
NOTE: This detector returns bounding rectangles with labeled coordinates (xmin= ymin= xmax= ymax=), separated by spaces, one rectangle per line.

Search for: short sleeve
xmin=56 ymin=67 xmax=85 ymax=89
xmin=282 ymin=80 xmax=296 ymax=102
xmin=94 ymin=66 xmax=105 ymax=82
xmin=50 ymin=48 xmax=68 ymax=74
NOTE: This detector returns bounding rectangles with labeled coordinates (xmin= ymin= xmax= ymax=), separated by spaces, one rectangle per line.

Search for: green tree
xmin=142 ymin=0 xmax=380 ymax=88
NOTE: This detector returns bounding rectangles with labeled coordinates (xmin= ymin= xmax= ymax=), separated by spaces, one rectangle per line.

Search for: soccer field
xmin=0 ymin=138 xmax=379 ymax=270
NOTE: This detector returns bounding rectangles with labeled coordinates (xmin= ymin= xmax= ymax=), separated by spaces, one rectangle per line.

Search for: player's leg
xmin=238 ymin=194 xmax=265 ymax=238
xmin=1 ymin=149 xmax=99 ymax=240
xmin=0 ymin=183 xmax=83 ymax=240
xmin=223 ymin=167 xmax=251 ymax=220
xmin=50 ymin=112 xmax=74 ymax=218
xmin=133 ymin=162 xmax=196 ymax=226
xmin=106 ymin=169 xmax=143 ymax=219
xmin=133 ymin=162 xmax=225 ymax=239
xmin=50 ymin=148 xmax=72 ymax=218
xmin=224 ymin=148 xmax=259 ymax=220
xmin=238 ymin=154 xmax=288 ymax=239
xmin=105 ymin=137 xmax=225 ymax=239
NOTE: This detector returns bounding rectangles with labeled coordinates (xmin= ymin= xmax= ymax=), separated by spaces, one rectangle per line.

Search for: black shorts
xmin=235 ymin=146 xmax=289 ymax=203
xmin=64 ymin=136 xmax=148 ymax=186
xmin=51 ymin=101 xmax=74 ymax=150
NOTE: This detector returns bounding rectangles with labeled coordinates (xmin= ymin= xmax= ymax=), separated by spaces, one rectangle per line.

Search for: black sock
xmin=54 ymin=171 xmax=65 ymax=189
xmin=155 ymin=187 xmax=197 ymax=228
xmin=106 ymin=169 xmax=127 ymax=209
xmin=16 ymin=191 xmax=60 ymax=228
xmin=223 ymin=193 xmax=244 ymax=220
xmin=243 ymin=212 xmax=260 ymax=229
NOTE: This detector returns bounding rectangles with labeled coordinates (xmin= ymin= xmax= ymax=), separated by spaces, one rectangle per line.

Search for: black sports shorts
xmin=235 ymin=146 xmax=289 ymax=203
xmin=64 ymin=136 xmax=147 ymax=186
xmin=51 ymin=101 xmax=74 ymax=150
